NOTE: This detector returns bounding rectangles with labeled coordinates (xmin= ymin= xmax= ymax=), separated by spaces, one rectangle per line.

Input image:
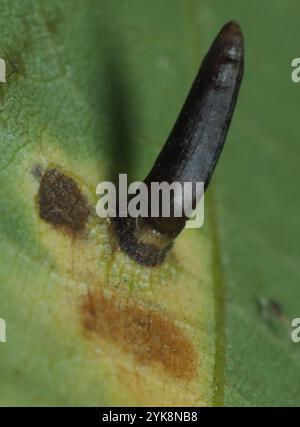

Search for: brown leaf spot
xmin=38 ymin=168 xmax=90 ymax=235
xmin=81 ymin=290 xmax=197 ymax=380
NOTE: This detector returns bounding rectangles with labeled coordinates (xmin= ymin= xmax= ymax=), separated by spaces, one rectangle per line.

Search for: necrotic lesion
xmin=38 ymin=168 xmax=90 ymax=235
xmin=81 ymin=290 xmax=197 ymax=380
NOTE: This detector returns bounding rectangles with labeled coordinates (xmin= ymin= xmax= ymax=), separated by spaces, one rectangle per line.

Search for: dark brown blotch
xmin=38 ymin=168 xmax=90 ymax=235
xmin=81 ymin=290 xmax=197 ymax=380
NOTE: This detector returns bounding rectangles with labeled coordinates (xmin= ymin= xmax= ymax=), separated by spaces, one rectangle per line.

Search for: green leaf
xmin=202 ymin=0 xmax=300 ymax=406
xmin=0 ymin=0 xmax=216 ymax=406
xmin=0 ymin=0 xmax=299 ymax=407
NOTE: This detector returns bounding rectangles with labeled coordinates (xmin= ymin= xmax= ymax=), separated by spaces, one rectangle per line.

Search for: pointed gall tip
xmin=214 ymin=21 xmax=244 ymax=62
xmin=222 ymin=20 xmax=242 ymax=35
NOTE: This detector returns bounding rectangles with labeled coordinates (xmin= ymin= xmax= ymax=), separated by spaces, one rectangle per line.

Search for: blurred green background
xmin=201 ymin=0 xmax=300 ymax=405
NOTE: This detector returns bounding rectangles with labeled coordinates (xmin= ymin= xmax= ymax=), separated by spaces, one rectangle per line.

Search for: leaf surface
xmin=0 ymin=0 xmax=299 ymax=407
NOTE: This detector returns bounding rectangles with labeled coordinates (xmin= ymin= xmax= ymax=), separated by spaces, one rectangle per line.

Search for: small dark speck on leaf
xmin=41 ymin=6 xmax=63 ymax=34
xmin=257 ymin=298 xmax=284 ymax=320
xmin=45 ymin=17 xmax=59 ymax=34
xmin=256 ymin=297 xmax=289 ymax=336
